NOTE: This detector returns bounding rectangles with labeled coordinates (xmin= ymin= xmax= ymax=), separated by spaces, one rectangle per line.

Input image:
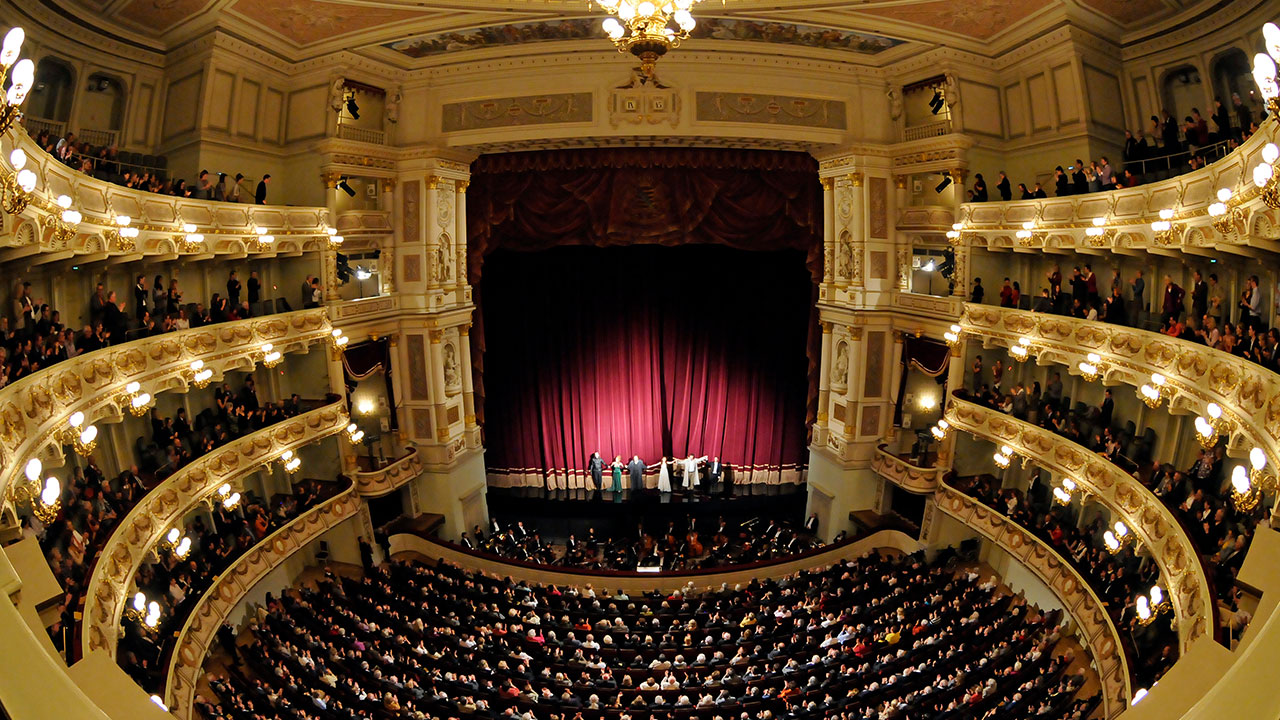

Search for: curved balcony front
xmin=960 ymin=303 xmax=1280 ymax=488
xmin=871 ymin=443 xmax=944 ymax=493
xmin=0 ymin=308 xmax=334 ymax=515
xmin=354 ymin=447 xmax=423 ymax=496
xmin=164 ymin=477 xmax=360 ymax=720
xmin=956 ymin=119 xmax=1280 ymax=256
xmin=0 ymin=127 xmax=331 ymax=258
xmin=934 ymin=481 xmax=1129 ymax=718
xmin=80 ymin=400 xmax=350 ymax=658
xmin=944 ymin=393 xmax=1213 ymax=651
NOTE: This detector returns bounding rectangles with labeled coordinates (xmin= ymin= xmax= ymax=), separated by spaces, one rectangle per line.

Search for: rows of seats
xmin=197 ymin=552 xmax=1098 ymax=720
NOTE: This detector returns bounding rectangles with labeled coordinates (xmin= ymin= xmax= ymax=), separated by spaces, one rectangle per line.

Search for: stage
xmin=484 ymin=482 xmax=807 ymax=541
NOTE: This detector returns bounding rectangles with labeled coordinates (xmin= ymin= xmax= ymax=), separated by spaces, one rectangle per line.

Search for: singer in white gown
xmin=651 ymin=457 xmax=673 ymax=493
xmin=681 ymin=454 xmax=708 ymax=489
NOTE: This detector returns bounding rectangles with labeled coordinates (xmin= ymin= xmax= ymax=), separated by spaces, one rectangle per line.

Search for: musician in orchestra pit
xmin=805 ymin=513 xmax=819 ymax=534
xmin=514 ymin=521 xmax=529 ymax=538
xmin=490 ymin=517 xmax=501 ymax=536
xmin=460 ymin=532 xmax=475 ymax=549
xmin=473 ymin=525 xmax=486 ymax=544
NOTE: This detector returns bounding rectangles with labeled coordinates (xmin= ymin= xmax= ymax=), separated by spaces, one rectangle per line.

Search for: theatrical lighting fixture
xmin=125 ymin=591 xmax=161 ymax=630
xmin=1138 ymin=373 xmax=1172 ymax=409
xmin=945 ymin=222 xmax=965 ymax=246
xmin=162 ymin=527 xmax=192 ymax=559
xmin=1136 ymin=585 xmax=1171 ymax=628
xmin=9 ymin=458 xmax=60 ymax=524
xmin=1249 ymin=447 xmax=1276 ymax=492
xmin=943 ymin=324 xmax=962 ymax=348
xmin=337 ymin=177 xmax=356 ymax=197
xmin=150 ymin=696 xmax=168 ymax=711
xmin=346 ymin=422 xmax=365 ymax=445
xmin=1009 ymin=336 xmax=1032 ymax=363
xmin=2 ymin=146 xmax=37 ymax=214
xmin=934 ymin=174 xmax=952 ymax=193
xmin=1084 ymin=217 xmax=1113 ymax=246
xmin=1231 ymin=464 xmax=1261 ymax=512
xmin=356 ymin=398 xmax=375 ymax=415
xmin=1053 ymin=477 xmax=1078 ymax=506
xmin=593 ymin=0 xmax=702 ymax=79
xmin=178 ymin=230 xmax=204 ymax=253
xmin=0 ymin=28 xmax=32 ymax=134
xmin=331 ymin=328 xmax=349 ymax=349
xmin=1194 ymin=402 xmax=1226 ymax=449
xmin=1015 ymin=221 xmax=1038 ymax=246
xmin=1103 ymin=522 xmax=1130 ymax=554
xmin=355 ymin=266 xmax=372 ymax=281
xmin=329 ymin=233 xmax=345 ymax=251
xmin=1077 ymin=352 xmax=1103 ymax=382
xmin=345 ymin=93 xmax=360 ymax=120
xmin=187 ymin=359 xmax=213 ymax=388
xmin=1149 ymin=208 xmax=1175 ymax=244
xmin=279 ymin=450 xmax=302 ymax=475
xmin=248 ymin=225 xmax=275 ymax=252
xmin=261 ymin=343 xmax=283 ymax=368
xmin=105 ymin=214 xmax=139 ymax=252
xmin=63 ymin=411 xmax=98 ymax=456
xmin=928 ymin=88 xmax=944 ymax=115
xmin=1131 ymin=689 xmax=1149 ymax=706
xmin=119 ymin=381 xmax=154 ymax=417
xmin=1253 ymin=142 xmax=1280 ymax=209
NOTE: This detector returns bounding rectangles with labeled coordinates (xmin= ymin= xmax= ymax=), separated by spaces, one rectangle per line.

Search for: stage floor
xmin=484 ymin=483 xmax=808 ymax=541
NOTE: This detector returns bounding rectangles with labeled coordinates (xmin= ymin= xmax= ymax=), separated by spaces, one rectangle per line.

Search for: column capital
xmin=426 ymin=175 xmax=441 ymax=190
xmin=846 ymin=172 xmax=864 ymax=187
xmin=820 ymin=321 xmax=833 ymax=333
xmin=321 ymin=171 xmax=341 ymax=189
xmin=458 ymin=323 xmax=472 ymax=336
xmin=894 ymin=175 xmax=908 ymax=190
xmin=456 ymin=180 xmax=470 ymax=194
xmin=949 ymin=167 xmax=968 ymax=184
xmin=380 ymin=178 xmax=396 ymax=193
xmin=820 ymin=177 xmax=835 ymax=191
xmin=428 ymin=329 xmax=444 ymax=344
xmin=846 ymin=327 xmax=863 ymax=340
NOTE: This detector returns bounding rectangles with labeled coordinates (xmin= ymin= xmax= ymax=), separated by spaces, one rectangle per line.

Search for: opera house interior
xmin=3 ymin=0 xmax=1280 ymax=718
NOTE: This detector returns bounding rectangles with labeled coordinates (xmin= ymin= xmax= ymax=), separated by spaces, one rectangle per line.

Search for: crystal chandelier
xmin=595 ymin=0 xmax=701 ymax=79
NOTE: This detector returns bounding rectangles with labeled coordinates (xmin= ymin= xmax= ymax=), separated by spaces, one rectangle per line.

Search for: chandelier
xmin=594 ymin=0 xmax=701 ymax=79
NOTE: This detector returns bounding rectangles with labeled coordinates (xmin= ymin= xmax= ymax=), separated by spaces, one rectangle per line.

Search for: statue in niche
xmin=434 ymin=240 xmax=453 ymax=282
xmin=838 ymin=236 xmax=853 ymax=279
xmin=887 ymin=85 xmax=903 ymax=120
xmin=386 ymin=90 xmax=402 ymax=124
xmin=831 ymin=342 xmax=849 ymax=390
xmin=443 ymin=344 xmax=460 ymax=389
xmin=944 ymin=74 xmax=960 ymax=108
xmin=328 ymin=77 xmax=346 ymax=114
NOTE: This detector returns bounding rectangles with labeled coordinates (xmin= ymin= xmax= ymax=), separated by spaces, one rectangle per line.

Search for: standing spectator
xmin=133 ymin=275 xmax=148 ymax=320
xmin=1161 ymin=275 xmax=1185 ymax=326
xmin=1233 ymin=93 xmax=1252 ymax=136
xmin=1123 ymin=131 xmax=1142 ymax=163
xmin=226 ymin=271 xmax=242 ymax=308
xmin=971 ymin=355 xmax=983 ymax=392
xmin=1192 ymin=109 xmax=1210 ymax=145
xmin=970 ymin=277 xmax=984 ymax=304
xmin=255 ymin=174 xmax=271 ymax=205
xmin=1161 ymin=110 xmax=1181 ymax=153
xmin=1032 ymin=182 xmax=1047 ymax=198
xmin=1097 ymin=157 xmax=1115 ymax=190
xmin=103 ymin=290 xmax=127 ymax=344
xmin=1054 ymin=166 xmax=1070 ymax=196
xmin=213 ymin=173 xmax=228 ymax=202
xmin=309 ymin=278 xmax=323 ymax=308
xmin=996 ymin=171 xmax=1011 ymax=201
xmin=1207 ymin=273 xmax=1222 ymax=324
xmin=1071 ymin=160 xmax=1087 ymax=194
xmin=247 ymin=271 xmax=261 ymax=307
xmin=999 ymin=278 xmax=1014 ymax=307
xmin=1098 ymin=389 xmax=1114 ymax=428
xmin=230 ymin=173 xmax=245 ymax=203
xmin=1131 ymin=271 xmax=1146 ymax=316
xmin=1017 ymin=182 xmax=1032 ymax=199
xmin=1191 ymin=270 xmax=1208 ymax=321
xmin=971 ymin=173 xmax=988 ymax=202
xmin=197 ymin=170 xmax=213 ymax=199
xmin=300 ymin=275 xmax=314 ymax=309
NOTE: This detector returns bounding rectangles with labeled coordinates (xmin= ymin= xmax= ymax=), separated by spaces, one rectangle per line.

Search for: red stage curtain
xmin=467 ymin=148 xmax=822 ymax=487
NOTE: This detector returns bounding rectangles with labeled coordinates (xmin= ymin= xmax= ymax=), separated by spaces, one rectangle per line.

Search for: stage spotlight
xmin=929 ymin=89 xmax=944 ymax=114
xmin=337 ymin=177 xmax=355 ymax=197
xmin=336 ymin=253 xmax=351 ymax=284
xmin=935 ymin=175 xmax=952 ymax=193
xmin=346 ymin=95 xmax=360 ymax=120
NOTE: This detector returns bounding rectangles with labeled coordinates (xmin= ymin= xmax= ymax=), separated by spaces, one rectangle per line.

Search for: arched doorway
xmin=79 ymin=73 xmax=126 ymax=147
xmin=1160 ymin=64 xmax=1204 ymax=124
xmin=28 ymin=57 xmax=75 ymax=128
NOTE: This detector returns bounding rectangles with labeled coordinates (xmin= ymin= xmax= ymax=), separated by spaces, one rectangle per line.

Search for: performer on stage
xmin=706 ymin=456 xmax=724 ymax=492
xmin=680 ymin=454 xmax=708 ymax=490
xmin=627 ymin=455 xmax=647 ymax=492
xmin=650 ymin=457 xmax=674 ymax=493
xmin=588 ymin=451 xmax=605 ymax=491
xmin=609 ymin=455 xmax=624 ymax=493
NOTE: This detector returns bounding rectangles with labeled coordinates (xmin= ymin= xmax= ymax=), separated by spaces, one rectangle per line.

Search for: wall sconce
xmin=945 ymin=223 xmax=965 ymax=246
xmin=261 ymin=343 xmax=283 ymax=368
xmin=326 ymin=227 xmax=344 ymax=250
xmin=1231 ymin=464 xmax=1261 ymax=512
xmin=209 ymin=482 xmax=242 ymax=510
xmin=1208 ymin=187 xmax=1246 ymax=236
xmin=248 ymin=226 xmax=275 ymax=252
xmin=1254 ymin=25 xmax=1280 ymax=115
xmin=1014 ymin=221 xmax=1039 ymax=246
xmin=0 ymin=29 xmax=32 ymax=134
xmin=1103 ymin=521 xmax=1130 ymax=554
xmin=1084 ymin=217 xmax=1114 ymax=247
xmin=1138 ymin=372 xmax=1172 ymax=409
xmin=187 ymin=359 xmax=213 ymax=388
xmin=917 ymin=395 xmax=937 ymax=411
xmin=1149 ymin=208 xmax=1176 ymax=244
xmin=346 ymin=422 xmax=366 ymax=445
xmin=161 ymin=527 xmax=192 ymax=559
xmin=1052 ymin=477 xmax=1078 ymax=506
xmin=1253 ymin=142 xmax=1280 ymax=209
xmin=1194 ymin=402 xmax=1227 ymax=448
xmin=63 ymin=411 xmax=98 ymax=455
xmin=331 ymin=328 xmax=349 ymax=349
xmin=943 ymin=324 xmax=962 ymax=347
xmin=9 ymin=458 xmax=60 ymax=524
xmin=356 ymin=398 xmax=375 ymax=415
xmin=1009 ymin=336 xmax=1033 ymax=362
xmin=105 ymin=214 xmax=139 ymax=251
xmin=992 ymin=444 xmax=1014 ymax=469
xmin=1077 ymin=352 xmax=1103 ymax=382
xmin=119 ymin=381 xmax=153 ymax=417
xmin=51 ymin=194 xmax=82 ymax=245
xmin=179 ymin=232 xmax=204 ymax=254
xmin=1135 ymin=584 xmax=1171 ymax=627
xmin=930 ymin=419 xmax=950 ymax=440
xmin=124 ymin=591 xmax=161 ymax=630
xmin=1249 ymin=447 xmax=1275 ymax=492
xmin=2 ymin=148 xmax=37 ymax=214
xmin=279 ymin=450 xmax=301 ymax=475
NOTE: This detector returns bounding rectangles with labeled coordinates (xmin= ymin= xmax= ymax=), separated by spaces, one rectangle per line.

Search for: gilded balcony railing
xmin=354 ymin=447 xmax=423 ymax=496
xmin=870 ymin=444 xmax=944 ymax=493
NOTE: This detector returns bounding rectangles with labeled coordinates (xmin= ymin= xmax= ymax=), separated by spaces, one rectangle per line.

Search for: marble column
xmin=380 ymin=178 xmax=396 ymax=295
xmin=425 ymin=175 xmax=442 ymax=292
xmin=454 ymin=180 xmax=469 ymax=295
xmin=842 ymin=327 xmax=862 ymax=439
xmin=459 ymin=323 xmax=477 ymax=430
xmin=427 ymin=329 xmax=450 ymax=441
xmin=821 ymin=178 xmax=835 ymax=284
xmin=815 ymin=322 xmax=834 ymax=441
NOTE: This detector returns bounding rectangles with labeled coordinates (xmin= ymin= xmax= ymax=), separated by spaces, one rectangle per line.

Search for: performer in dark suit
xmin=627 ymin=455 xmax=647 ymax=492
xmin=588 ymin=452 xmax=605 ymax=490
xmin=706 ymin=457 xmax=724 ymax=494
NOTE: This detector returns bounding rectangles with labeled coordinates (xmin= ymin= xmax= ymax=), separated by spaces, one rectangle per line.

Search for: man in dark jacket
xmin=255 ymin=174 xmax=271 ymax=204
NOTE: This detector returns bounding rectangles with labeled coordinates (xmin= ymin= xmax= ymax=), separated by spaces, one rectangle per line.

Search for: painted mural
xmin=384 ymin=17 xmax=905 ymax=59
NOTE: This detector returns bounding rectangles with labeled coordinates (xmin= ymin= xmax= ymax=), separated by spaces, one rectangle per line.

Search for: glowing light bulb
xmin=1265 ymin=142 xmax=1280 ymax=165
xmin=1217 ymin=188 xmax=1232 ymax=203
xmin=0 ymin=27 xmax=24 ymax=67
xmin=1250 ymin=447 xmax=1266 ymax=471
xmin=24 ymin=458 xmax=41 ymax=482
xmin=1232 ymin=465 xmax=1251 ymax=494
xmin=1207 ymin=403 xmax=1222 ymax=419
